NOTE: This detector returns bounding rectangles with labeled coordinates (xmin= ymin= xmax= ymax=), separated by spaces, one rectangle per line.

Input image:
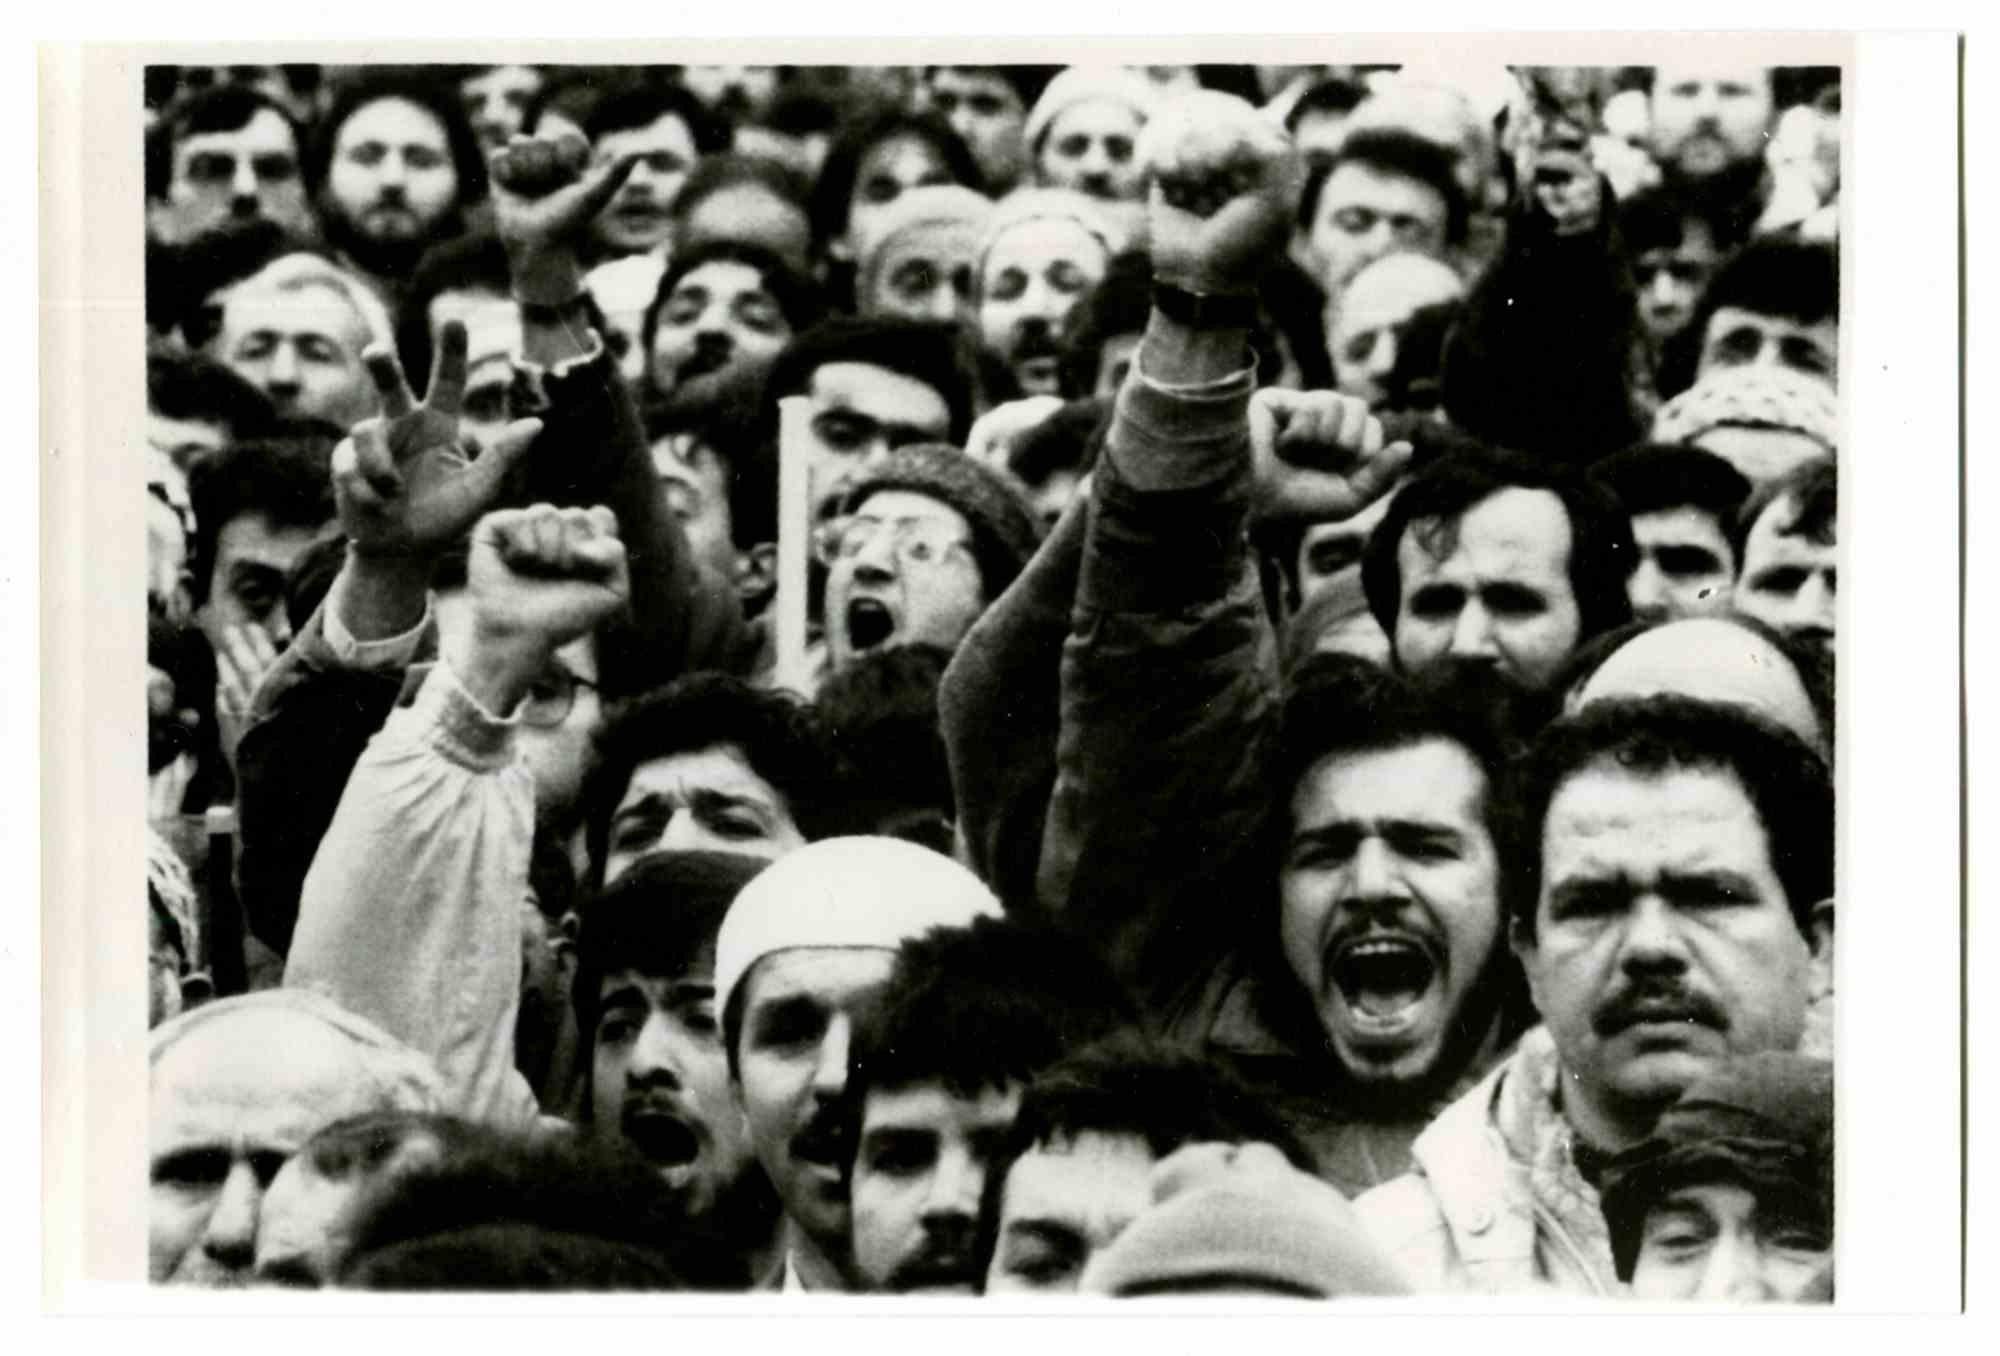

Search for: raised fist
xmin=333 ymin=320 xmax=542 ymax=560
xmin=466 ymin=502 xmax=630 ymax=654
xmin=1249 ymin=388 xmax=1412 ymax=525
xmin=490 ymin=130 xmax=640 ymax=301
xmin=1139 ymin=90 xmax=1301 ymax=297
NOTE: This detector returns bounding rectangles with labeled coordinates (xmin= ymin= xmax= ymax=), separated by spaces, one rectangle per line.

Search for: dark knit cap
xmin=1600 ymin=1053 xmax=1834 ymax=1281
xmin=838 ymin=444 xmax=1045 ymax=598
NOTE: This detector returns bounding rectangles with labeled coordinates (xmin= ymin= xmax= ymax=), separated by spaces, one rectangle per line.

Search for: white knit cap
xmin=714 ymin=836 xmax=1004 ymax=1022
xmin=976 ymin=186 xmax=1126 ymax=278
xmin=1023 ymin=66 xmax=1161 ymax=155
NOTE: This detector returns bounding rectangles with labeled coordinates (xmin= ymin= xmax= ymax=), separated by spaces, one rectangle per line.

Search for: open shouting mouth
xmin=1329 ymin=935 xmax=1440 ymax=1047
xmin=844 ymin=596 xmax=897 ymax=653
xmin=621 ymin=1103 xmax=701 ymax=1170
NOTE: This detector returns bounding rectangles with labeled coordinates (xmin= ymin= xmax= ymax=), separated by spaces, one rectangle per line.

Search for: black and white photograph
xmin=25 ymin=21 xmax=1970 ymax=1319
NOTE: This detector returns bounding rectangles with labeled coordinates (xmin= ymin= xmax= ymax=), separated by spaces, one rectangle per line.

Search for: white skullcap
xmin=1575 ymin=617 xmax=1825 ymax=756
xmin=150 ymin=989 xmax=445 ymax=1113
xmin=1023 ymin=67 xmax=1161 ymax=155
xmin=976 ymin=186 xmax=1125 ymax=279
xmin=714 ymin=836 xmax=1004 ymax=1022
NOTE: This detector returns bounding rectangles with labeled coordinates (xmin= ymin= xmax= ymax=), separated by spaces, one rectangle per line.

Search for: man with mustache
xmin=715 ymin=836 xmax=1004 ymax=1290
xmin=572 ymin=850 xmax=785 ymax=1286
xmin=1356 ymin=696 xmax=1833 ymax=1294
xmin=845 ymin=917 xmax=1135 ymax=1294
xmin=974 ymin=189 xmax=1119 ymax=399
xmin=306 ymin=73 xmax=485 ymax=306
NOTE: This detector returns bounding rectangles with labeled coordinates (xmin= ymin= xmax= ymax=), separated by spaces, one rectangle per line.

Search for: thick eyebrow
xmin=1001 ymin=1218 xmax=1087 ymax=1251
xmin=597 ymin=982 xmax=648 ymax=1013
xmin=1292 ymin=816 xmax=1460 ymax=847
xmin=1654 ymin=868 xmax=1765 ymax=902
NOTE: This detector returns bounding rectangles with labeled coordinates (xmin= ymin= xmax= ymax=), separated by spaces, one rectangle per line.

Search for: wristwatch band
xmin=1151 ymin=280 xmax=1258 ymax=330
xmin=517 ymin=293 xmax=592 ymax=325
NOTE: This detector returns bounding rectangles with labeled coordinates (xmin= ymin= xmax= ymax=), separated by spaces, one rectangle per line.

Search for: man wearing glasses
xmin=818 ymin=445 xmax=1043 ymax=677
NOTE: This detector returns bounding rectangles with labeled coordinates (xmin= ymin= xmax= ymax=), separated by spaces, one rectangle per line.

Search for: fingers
xmin=449 ymin=416 xmax=541 ymax=509
xmin=425 ymin=320 xmax=469 ymax=415
xmin=568 ymin=149 xmax=642 ymax=222
xmin=363 ymin=343 xmax=418 ymax=420
xmin=483 ymin=502 xmax=625 ymax=581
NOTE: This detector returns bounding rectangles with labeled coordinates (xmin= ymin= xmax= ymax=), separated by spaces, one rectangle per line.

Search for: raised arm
xmin=1043 ymin=92 xmax=1406 ymax=1013
xmin=286 ymin=502 xmax=629 ymax=1126
xmin=491 ymin=131 xmax=748 ymax=684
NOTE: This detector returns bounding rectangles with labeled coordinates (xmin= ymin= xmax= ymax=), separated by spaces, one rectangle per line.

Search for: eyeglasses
xmin=519 ymin=667 xmax=599 ymax=729
xmin=813 ymin=515 xmax=977 ymax=571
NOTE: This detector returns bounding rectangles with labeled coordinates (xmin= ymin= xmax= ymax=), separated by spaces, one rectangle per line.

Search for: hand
xmin=1249 ymin=388 xmax=1413 ymax=524
xmin=212 ymin=622 xmax=282 ymax=774
xmin=1140 ymin=90 xmax=1301 ymax=297
xmin=965 ymin=395 xmax=1065 ymax=468
xmin=465 ymin=503 xmax=630 ymax=658
xmin=490 ymin=131 xmax=640 ymax=304
xmin=333 ymin=321 xmax=542 ymax=561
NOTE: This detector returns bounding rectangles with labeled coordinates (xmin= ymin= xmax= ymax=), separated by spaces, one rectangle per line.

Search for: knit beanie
xmin=839 ymin=444 xmax=1046 ymax=598
xmin=713 ymin=836 xmax=1003 ymax=1026
xmin=1653 ymin=366 xmax=1840 ymax=481
xmin=1023 ymin=66 xmax=1161 ymax=156
xmin=1079 ymin=1142 xmax=1412 ymax=1298
xmin=977 ymin=187 xmax=1127 ymax=279
xmin=1599 ymin=1052 xmax=1834 ymax=1282
xmin=855 ymin=184 xmax=996 ymax=310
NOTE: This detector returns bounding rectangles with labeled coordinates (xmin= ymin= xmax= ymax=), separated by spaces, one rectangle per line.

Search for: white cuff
xmin=324 ymin=595 xmax=432 ymax=671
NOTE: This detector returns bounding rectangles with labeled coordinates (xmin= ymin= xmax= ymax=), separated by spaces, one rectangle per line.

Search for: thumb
xmin=1348 ymin=438 xmax=1414 ymax=506
xmin=447 ymin=417 xmax=543 ymax=522
xmin=565 ymin=151 xmax=641 ymax=224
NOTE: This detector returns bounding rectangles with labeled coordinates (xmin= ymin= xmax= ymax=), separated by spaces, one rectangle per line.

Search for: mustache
xmin=885 ymin=1251 xmax=975 ymax=1292
xmin=1007 ymin=323 xmax=1061 ymax=363
xmin=1592 ymin=980 xmax=1728 ymax=1038
xmin=1324 ymin=912 xmax=1437 ymax=962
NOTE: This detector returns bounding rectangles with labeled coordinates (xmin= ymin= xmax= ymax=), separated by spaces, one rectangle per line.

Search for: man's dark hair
xmin=1658 ymin=236 xmax=1839 ymax=399
xmin=1284 ymin=75 xmax=1370 ymax=139
xmin=148 ymin=220 xmax=295 ymax=349
xmin=570 ymin=849 xmax=770 ymax=1093
xmin=392 ymin=232 xmax=515 ymax=392
xmin=814 ymin=643 xmax=957 ymax=848
xmin=808 ymin=108 xmax=985 ymax=252
xmin=1057 ymin=249 xmax=1152 ymax=399
xmin=582 ymin=83 xmax=730 ymax=157
xmin=1499 ymin=695 xmax=1833 ymax=941
xmin=640 ymin=239 xmax=825 ymax=387
xmin=1617 ymin=183 xmax=1751 ymax=261
xmin=1360 ymin=448 xmax=1637 ymax=649
xmin=925 ymin=64 xmax=1062 ymax=113
xmin=304 ymin=71 xmax=488 ymax=205
xmin=184 ymin=429 xmax=339 ymax=605
xmin=1589 ymin=441 xmax=1753 ymax=543
xmin=761 ymin=315 xmax=977 ymax=448
xmin=1733 ymin=455 xmax=1837 ymax=564
xmin=144 ymin=84 xmax=303 ymax=202
xmin=146 ymin=345 xmax=276 ymax=444
xmin=332 ymin=1115 xmax=719 ymax=1289
xmin=1298 ymin=128 xmax=1470 ymax=249
xmin=972 ymin=1034 xmax=1315 ymax=1287
xmin=670 ymin=151 xmax=812 ymax=230
xmin=580 ymin=674 xmax=837 ymax=888
xmin=850 ymin=916 xmax=1140 ymax=1113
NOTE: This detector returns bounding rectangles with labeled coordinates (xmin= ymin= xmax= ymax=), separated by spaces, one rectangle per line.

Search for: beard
xmin=319 ymin=197 xmax=461 ymax=285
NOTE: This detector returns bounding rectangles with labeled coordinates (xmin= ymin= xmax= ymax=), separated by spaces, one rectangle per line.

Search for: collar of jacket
xmin=1407 ymin=1026 xmax=1620 ymax=1294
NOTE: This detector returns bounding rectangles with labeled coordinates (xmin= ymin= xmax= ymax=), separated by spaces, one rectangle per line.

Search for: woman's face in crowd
xmin=842 ymin=134 xmax=955 ymax=260
xmin=1037 ymin=100 xmax=1145 ymax=202
xmin=591 ymin=112 xmax=700 ymax=257
xmin=977 ymin=219 xmax=1109 ymax=396
xmin=325 ymin=97 xmax=460 ymax=244
xmin=648 ymin=259 xmax=791 ymax=404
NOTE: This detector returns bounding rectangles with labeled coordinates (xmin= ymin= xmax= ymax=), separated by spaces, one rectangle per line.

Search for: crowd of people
xmin=141 ymin=57 xmax=1842 ymax=1300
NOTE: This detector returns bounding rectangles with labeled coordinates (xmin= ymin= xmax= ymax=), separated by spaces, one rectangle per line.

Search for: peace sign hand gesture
xmin=332 ymin=320 xmax=544 ymax=560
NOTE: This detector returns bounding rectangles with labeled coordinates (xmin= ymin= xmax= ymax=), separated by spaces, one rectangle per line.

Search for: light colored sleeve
xmin=285 ymin=658 xmax=540 ymax=1129
xmin=321 ymin=594 xmax=433 ymax=672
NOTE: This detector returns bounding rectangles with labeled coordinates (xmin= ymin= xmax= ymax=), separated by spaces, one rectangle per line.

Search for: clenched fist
xmin=467 ymin=503 xmax=630 ymax=658
xmin=491 ymin=130 xmax=640 ymax=304
xmin=1250 ymin=388 xmax=1412 ymax=525
xmin=1140 ymin=90 xmax=1301 ymax=298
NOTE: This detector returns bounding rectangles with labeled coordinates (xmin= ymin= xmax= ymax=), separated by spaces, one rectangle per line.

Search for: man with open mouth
xmin=575 ymin=850 xmax=785 ymax=1287
xmin=819 ymin=445 xmax=1043 ymax=678
xmin=1356 ymin=696 xmax=1834 ymax=1296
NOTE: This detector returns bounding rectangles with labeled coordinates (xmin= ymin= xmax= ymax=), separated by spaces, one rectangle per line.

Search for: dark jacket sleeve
xmin=937 ymin=496 xmax=1087 ymax=913
xmin=518 ymin=344 xmax=752 ymax=693
xmin=233 ymin=606 xmax=410 ymax=956
xmin=1441 ymin=184 xmax=1646 ymax=469
xmin=1040 ymin=360 xmax=1284 ymax=1015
